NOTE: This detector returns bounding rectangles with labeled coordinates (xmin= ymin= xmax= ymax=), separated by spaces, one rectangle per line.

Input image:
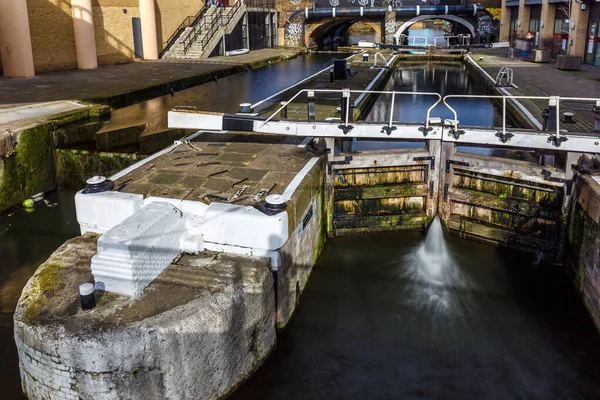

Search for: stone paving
xmin=0 ymin=48 xmax=303 ymax=107
xmin=113 ymin=131 xmax=315 ymax=206
xmin=472 ymin=49 xmax=600 ymax=133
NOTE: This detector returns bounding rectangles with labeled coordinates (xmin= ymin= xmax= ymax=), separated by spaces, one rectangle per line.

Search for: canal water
xmin=102 ymin=53 xmax=348 ymax=136
xmin=0 ymin=191 xmax=78 ymax=398
xmin=230 ymin=228 xmax=600 ymax=400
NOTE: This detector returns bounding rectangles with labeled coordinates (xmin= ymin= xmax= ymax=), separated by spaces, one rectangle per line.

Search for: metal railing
xmin=372 ymin=52 xmax=387 ymax=68
xmin=398 ymin=34 xmax=429 ymax=47
xmin=433 ymin=34 xmax=471 ymax=48
xmin=195 ymin=0 xmax=242 ymax=53
xmin=255 ymin=89 xmax=600 ymax=144
xmin=260 ymin=89 xmax=442 ymax=132
xmin=160 ymin=3 xmax=211 ymax=57
xmin=444 ymin=94 xmax=600 ymax=143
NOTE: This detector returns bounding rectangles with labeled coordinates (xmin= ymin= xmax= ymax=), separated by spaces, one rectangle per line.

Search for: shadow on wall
xmin=21 ymin=0 xmax=138 ymax=74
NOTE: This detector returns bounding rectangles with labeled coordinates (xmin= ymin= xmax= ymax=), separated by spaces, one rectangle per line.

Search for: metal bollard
xmin=330 ymin=68 xmax=334 ymax=83
xmin=362 ymin=53 xmax=368 ymax=62
xmin=239 ymin=103 xmax=253 ymax=113
xmin=79 ymin=283 xmax=96 ymax=310
xmin=280 ymin=101 xmax=288 ymax=119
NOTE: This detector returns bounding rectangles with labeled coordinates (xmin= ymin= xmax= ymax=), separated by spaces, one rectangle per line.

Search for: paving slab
xmin=472 ymin=50 xmax=600 ymax=133
xmin=0 ymin=48 xmax=303 ymax=108
xmin=113 ymin=131 xmax=317 ymax=205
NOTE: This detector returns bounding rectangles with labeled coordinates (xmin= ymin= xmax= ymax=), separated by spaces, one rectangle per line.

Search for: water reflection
xmin=102 ymin=53 xmax=349 ymax=136
xmin=0 ymin=191 xmax=78 ymax=398
xmin=357 ymin=62 xmax=526 ymax=158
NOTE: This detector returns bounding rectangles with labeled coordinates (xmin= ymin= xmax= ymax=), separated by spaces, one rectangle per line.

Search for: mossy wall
xmin=0 ymin=124 xmax=56 ymax=212
xmin=565 ymin=179 xmax=600 ymax=330
xmin=54 ymin=149 xmax=141 ymax=190
xmin=0 ymin=105 xmax=113 ymax=213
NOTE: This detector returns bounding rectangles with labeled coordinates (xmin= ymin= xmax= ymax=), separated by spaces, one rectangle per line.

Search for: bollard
xmin=79 ymin=283 xmax=96 ymax=310
xmin=239 ymin=103 xmax=253 ymax=113
xmin=594 ymin=100 xmax=600 ymax=132
xmin=307 ymin=91 xmax=316 ymax=122
xmin=82 ymin=176 xmax=114 ymax=194
xmin=362 ymin=53 xmax=368 ymax=62
xmin=280 ymin=101 xmax=288 ymax=119
xmin=330 ymin=67 xmax=334 ymax=83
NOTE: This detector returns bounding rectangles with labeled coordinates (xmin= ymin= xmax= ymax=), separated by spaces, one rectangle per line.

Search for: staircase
xmin=162 ymin=2 xmax=246 ymax=60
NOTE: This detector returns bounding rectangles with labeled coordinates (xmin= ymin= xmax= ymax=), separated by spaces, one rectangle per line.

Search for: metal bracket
xmin=381 ymin=126 xmax=397 ymax=135
xmin=547 ymin=135 xmax=568 ymax=148
xmin=541 ymin=169 xmax=573 ymax=195
xmin=413 ymin=156 xmax=435 ymax=170
xmin=495 ymin=131 xmax=514 ymax=143
xmin=446 ymin=159 xmax=469 ymax=173
xmin=338 ymin=124 xmax=354 ymax=135
xmin=418 ymin=125 xmax=433 ymax=136
xmin=328 ymin=156 xmax=353 ymax=174
xmin=447 ymin=128 xmax=465 ymax=140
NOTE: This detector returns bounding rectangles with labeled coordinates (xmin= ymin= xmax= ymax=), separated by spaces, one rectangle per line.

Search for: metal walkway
xmin=168 ymin=89 xmax=600 ymax=153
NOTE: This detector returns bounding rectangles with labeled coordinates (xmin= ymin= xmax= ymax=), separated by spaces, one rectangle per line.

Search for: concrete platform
xmin=112 ymin=131 xmax=316 ymax=206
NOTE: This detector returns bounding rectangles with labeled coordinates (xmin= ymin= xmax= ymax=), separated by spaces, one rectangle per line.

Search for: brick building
xmin=500 ymin=0 xmax=600 ymax=65
xmin=0 ymin=0 xmax=206 ymax=77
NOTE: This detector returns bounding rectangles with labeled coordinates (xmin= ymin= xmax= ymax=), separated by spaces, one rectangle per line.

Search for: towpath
xmin=471 ymin=49 xmax=600 ymax=133
xmin=0 ymin=48 xmax=304 ymax=109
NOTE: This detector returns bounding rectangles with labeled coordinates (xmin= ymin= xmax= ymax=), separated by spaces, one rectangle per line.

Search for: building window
xmin=509 ymin=7 xmax=519 ymax=45
xmin=553 ymin=6 xmax=569 ymax=57
xmin=529 ymin=5 xmax=542 ymax=48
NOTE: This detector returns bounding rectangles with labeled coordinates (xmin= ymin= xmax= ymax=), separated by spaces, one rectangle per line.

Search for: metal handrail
xmin=195 ymin=0 xmax=241 ymax=53
xmin=443 ymin=94 xmax=600 ymax=139
xmin=399 ymin=34 xmax=429 ymax=47
xmin=373 ymin=52 xmax=387 ymax=68
xmin=260 ymin=89 xmax=442 ymax=130
xmin=161 ymin=3 xmax=211 ymax=57
xmin=433 ymin=34 xmax=471 ymax=48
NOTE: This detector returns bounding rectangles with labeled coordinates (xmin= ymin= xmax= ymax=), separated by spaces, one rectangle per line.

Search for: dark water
xmin=359 ymin=62 xmax=527 ymax=160
xmin=230 ymin=232 xmax=600 ymax=400
xmin=102 ymin=53 xmax=349 ymax=136
xmin=0 ymin=191 xmax=78 ymax=397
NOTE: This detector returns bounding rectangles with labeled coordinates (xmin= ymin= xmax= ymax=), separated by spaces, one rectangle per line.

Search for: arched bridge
xmin=283 ymin=5 xmax=496 ymax=49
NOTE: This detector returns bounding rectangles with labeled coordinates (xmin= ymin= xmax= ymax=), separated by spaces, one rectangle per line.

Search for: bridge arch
xmin=394 ymin=15 xmax=476 ymax=43
xmin=306 ymin=19 xmax=383 ymax=50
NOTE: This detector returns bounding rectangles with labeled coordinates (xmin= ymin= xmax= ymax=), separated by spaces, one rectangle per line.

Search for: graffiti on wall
xmin=313 ymin=0 xmax=461 ymax=6
xmin=285 ymin=22 xmax=305 ymax=47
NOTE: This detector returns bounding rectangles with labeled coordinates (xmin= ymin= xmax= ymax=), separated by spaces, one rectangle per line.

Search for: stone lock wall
xmin=276 ymin=157 xmax=326 ymax=328
xmin=566 ymin=175 xmax=600 ymax=330
xmin=14 ymin=234 xmax=277 ymax=400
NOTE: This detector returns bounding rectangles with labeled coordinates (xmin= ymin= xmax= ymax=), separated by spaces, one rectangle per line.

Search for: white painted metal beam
xmin=167 ymin=110 xmax=600 ymax=153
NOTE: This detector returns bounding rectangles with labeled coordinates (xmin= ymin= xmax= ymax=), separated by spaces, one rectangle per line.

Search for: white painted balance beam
xmin=91 ymin=202 xmax=185 ymax=297
xmin=168 ymin=110 xmax=600 ymax=153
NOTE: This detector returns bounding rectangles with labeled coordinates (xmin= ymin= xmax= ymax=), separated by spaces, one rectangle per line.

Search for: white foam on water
xmin=403 ymin=217 xmax=473 ymax=314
